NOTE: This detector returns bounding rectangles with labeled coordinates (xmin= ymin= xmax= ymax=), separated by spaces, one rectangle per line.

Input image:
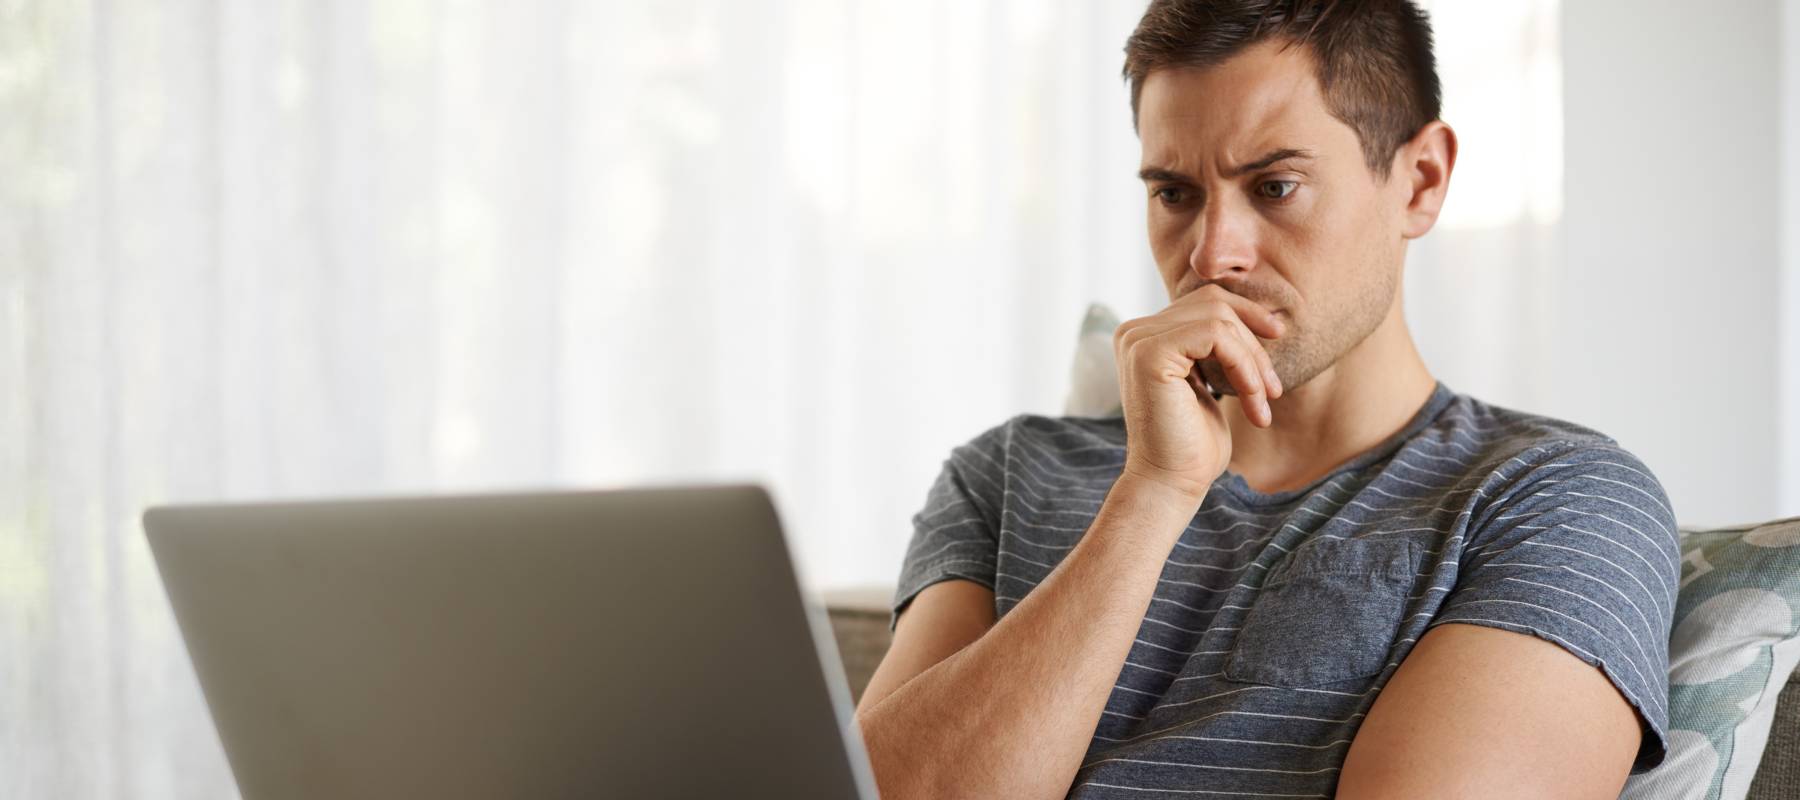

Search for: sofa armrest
xmin=822 ymin=588 xmax=895 ymax=704
xmin=1748 ymin=677 xmax=1800 ymax=799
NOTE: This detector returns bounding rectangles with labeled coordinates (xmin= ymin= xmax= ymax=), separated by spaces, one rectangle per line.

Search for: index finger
xmin=1174 ymin=285 xmax=1285 ymax=340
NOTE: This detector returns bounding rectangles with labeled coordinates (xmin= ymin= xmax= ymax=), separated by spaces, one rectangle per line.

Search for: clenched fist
xmin=1112 ymin=284 xmax=1285 ymax=500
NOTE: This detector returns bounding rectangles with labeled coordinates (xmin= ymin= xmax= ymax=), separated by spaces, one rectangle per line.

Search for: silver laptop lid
xmin=144 ymin=484 xmax=878 ymax=799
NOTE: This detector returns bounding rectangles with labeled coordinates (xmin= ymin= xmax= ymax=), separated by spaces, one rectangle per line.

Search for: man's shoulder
xmin=1436 ymin=392 xmax=1676 ymax=535
xmin=1010 ymin=411 xmax=1129 ymax=448
xmin=942 ymin=412 xmax=1127 ymax=479
xmin=1422 ymin=390 xmax=1641 ymax=470
xmin=976 ymin=411 xmax=1126 ymax=453
xmin=1435 ymin=390 xmax=1616 ymax=448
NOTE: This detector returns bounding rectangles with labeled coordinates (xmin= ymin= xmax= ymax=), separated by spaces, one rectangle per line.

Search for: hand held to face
xmin=1113 ymin=284 xmax=1284 ymax=500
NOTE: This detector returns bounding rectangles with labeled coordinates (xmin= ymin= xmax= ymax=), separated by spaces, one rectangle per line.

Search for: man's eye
xmin=1257 ymin=180 xmax=1298 ymax=200
xmin=1154 ymin=186 xmax=1190 ymax=206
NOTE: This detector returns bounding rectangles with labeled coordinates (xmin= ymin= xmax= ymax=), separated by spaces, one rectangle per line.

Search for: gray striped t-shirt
xmin=891 ymin=380 xmax=1678 ymax=797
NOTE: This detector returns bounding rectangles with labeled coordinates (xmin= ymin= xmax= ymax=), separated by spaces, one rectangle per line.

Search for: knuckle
xmin=1116 ymin=317 xmax=1151 ymax=344
xmin=1113 ymin=325 xmax=1134 ymax=350
xmin=1116 ymin=325 xmax=1144 ymax=352
xmin=1126 ymin=337 xmax=1153 ymax=366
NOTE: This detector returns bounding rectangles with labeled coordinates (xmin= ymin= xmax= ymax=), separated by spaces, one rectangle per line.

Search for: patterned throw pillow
xmin=1064 ymin=303 xmax=1123 ymax=418
xmin=1059 ymin=303 xmax=1800 ymax=797
xmin=1621 ymin=518 xmax=1800 ymax=799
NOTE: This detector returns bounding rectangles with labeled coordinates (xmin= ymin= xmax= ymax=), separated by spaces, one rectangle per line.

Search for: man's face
xmin=1136 ymin=38 xmax=1411 ymax=393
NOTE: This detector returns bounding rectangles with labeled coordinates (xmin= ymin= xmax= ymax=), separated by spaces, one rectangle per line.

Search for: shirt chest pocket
xmin=1223 ymin=537 xmax=1422 ymax=688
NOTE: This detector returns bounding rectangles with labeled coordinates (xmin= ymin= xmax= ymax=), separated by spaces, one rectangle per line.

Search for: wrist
xmin=1112 ymin=466 xmax=1211 ymax=514
xmin=1086 ymin=471 xmax=1207 ymax=558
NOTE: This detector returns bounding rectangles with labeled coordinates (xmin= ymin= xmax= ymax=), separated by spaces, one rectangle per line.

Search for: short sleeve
xmin=1429 ymin=443 xmax=1680 ymax=775
xmin=889 ymin=419 xmax=1013 ymax=631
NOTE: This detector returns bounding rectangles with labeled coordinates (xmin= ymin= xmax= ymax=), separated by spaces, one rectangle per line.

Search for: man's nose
xmin=1189 ymin=200 xmax=1255 ymax=281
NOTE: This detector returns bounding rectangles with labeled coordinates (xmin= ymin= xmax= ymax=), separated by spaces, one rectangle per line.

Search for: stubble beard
xmin=1197 ymin=261 xmax=1399 ymax=401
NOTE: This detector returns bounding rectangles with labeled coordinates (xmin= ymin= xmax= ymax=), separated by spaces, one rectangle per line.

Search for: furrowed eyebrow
xmin=1137 ymin=148 xmax=1317 ymax=183
xmin=1137 ymin=167 xmax=1190 ymax=184
xmin=1227 ymin=147 xmax=1316 ymax=177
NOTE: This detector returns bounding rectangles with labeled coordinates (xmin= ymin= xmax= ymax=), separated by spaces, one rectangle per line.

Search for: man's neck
xmin=1217 ymin=304 xmax=1437 ymax=496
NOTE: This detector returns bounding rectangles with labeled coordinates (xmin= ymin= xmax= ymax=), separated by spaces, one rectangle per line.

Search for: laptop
xmin=143 ymin=483 xmax=880 ymax=799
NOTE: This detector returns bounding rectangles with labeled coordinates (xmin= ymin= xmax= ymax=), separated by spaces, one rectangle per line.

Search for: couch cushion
xmin=1623 ymin=517 xmax=1800 ymax=799
xmin=1063 ymin=303 xmax=1123 ymax=417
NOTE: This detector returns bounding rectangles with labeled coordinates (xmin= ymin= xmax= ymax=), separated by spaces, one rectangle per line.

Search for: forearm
xmin=854 ymin=476 xmax=1204 ymax=800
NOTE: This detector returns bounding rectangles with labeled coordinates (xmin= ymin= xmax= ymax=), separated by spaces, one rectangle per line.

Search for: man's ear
xmin=1396 ymin=120 xmax=1457 ymax=240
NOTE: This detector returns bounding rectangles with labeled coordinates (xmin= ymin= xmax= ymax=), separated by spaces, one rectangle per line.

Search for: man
xmin=852 ymin=1 xmax=1679 ymax=798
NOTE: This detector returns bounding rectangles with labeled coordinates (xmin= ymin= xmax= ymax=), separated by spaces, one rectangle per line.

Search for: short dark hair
xmin=1122 ymin=0 xmax=1441 ymax=180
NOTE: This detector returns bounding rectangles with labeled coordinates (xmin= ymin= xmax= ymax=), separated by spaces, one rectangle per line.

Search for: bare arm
xmin=1336 ymin=622 xmax=1644 ymax=798
xmin=854 ymin=475 xmax=1204 ymax=800
xmin=854 ymin=285 xmax=1286 ymax=799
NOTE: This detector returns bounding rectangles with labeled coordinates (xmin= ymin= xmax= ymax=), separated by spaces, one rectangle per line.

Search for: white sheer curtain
xmin=1409 ymin=0 xmax=1565 ymax=411
xmin=0 ymin=1 xmax=1557 ymax=796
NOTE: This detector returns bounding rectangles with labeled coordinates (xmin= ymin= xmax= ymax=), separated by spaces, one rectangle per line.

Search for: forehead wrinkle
xmin=1140 ymin=61 xmax=1321 ymax=178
